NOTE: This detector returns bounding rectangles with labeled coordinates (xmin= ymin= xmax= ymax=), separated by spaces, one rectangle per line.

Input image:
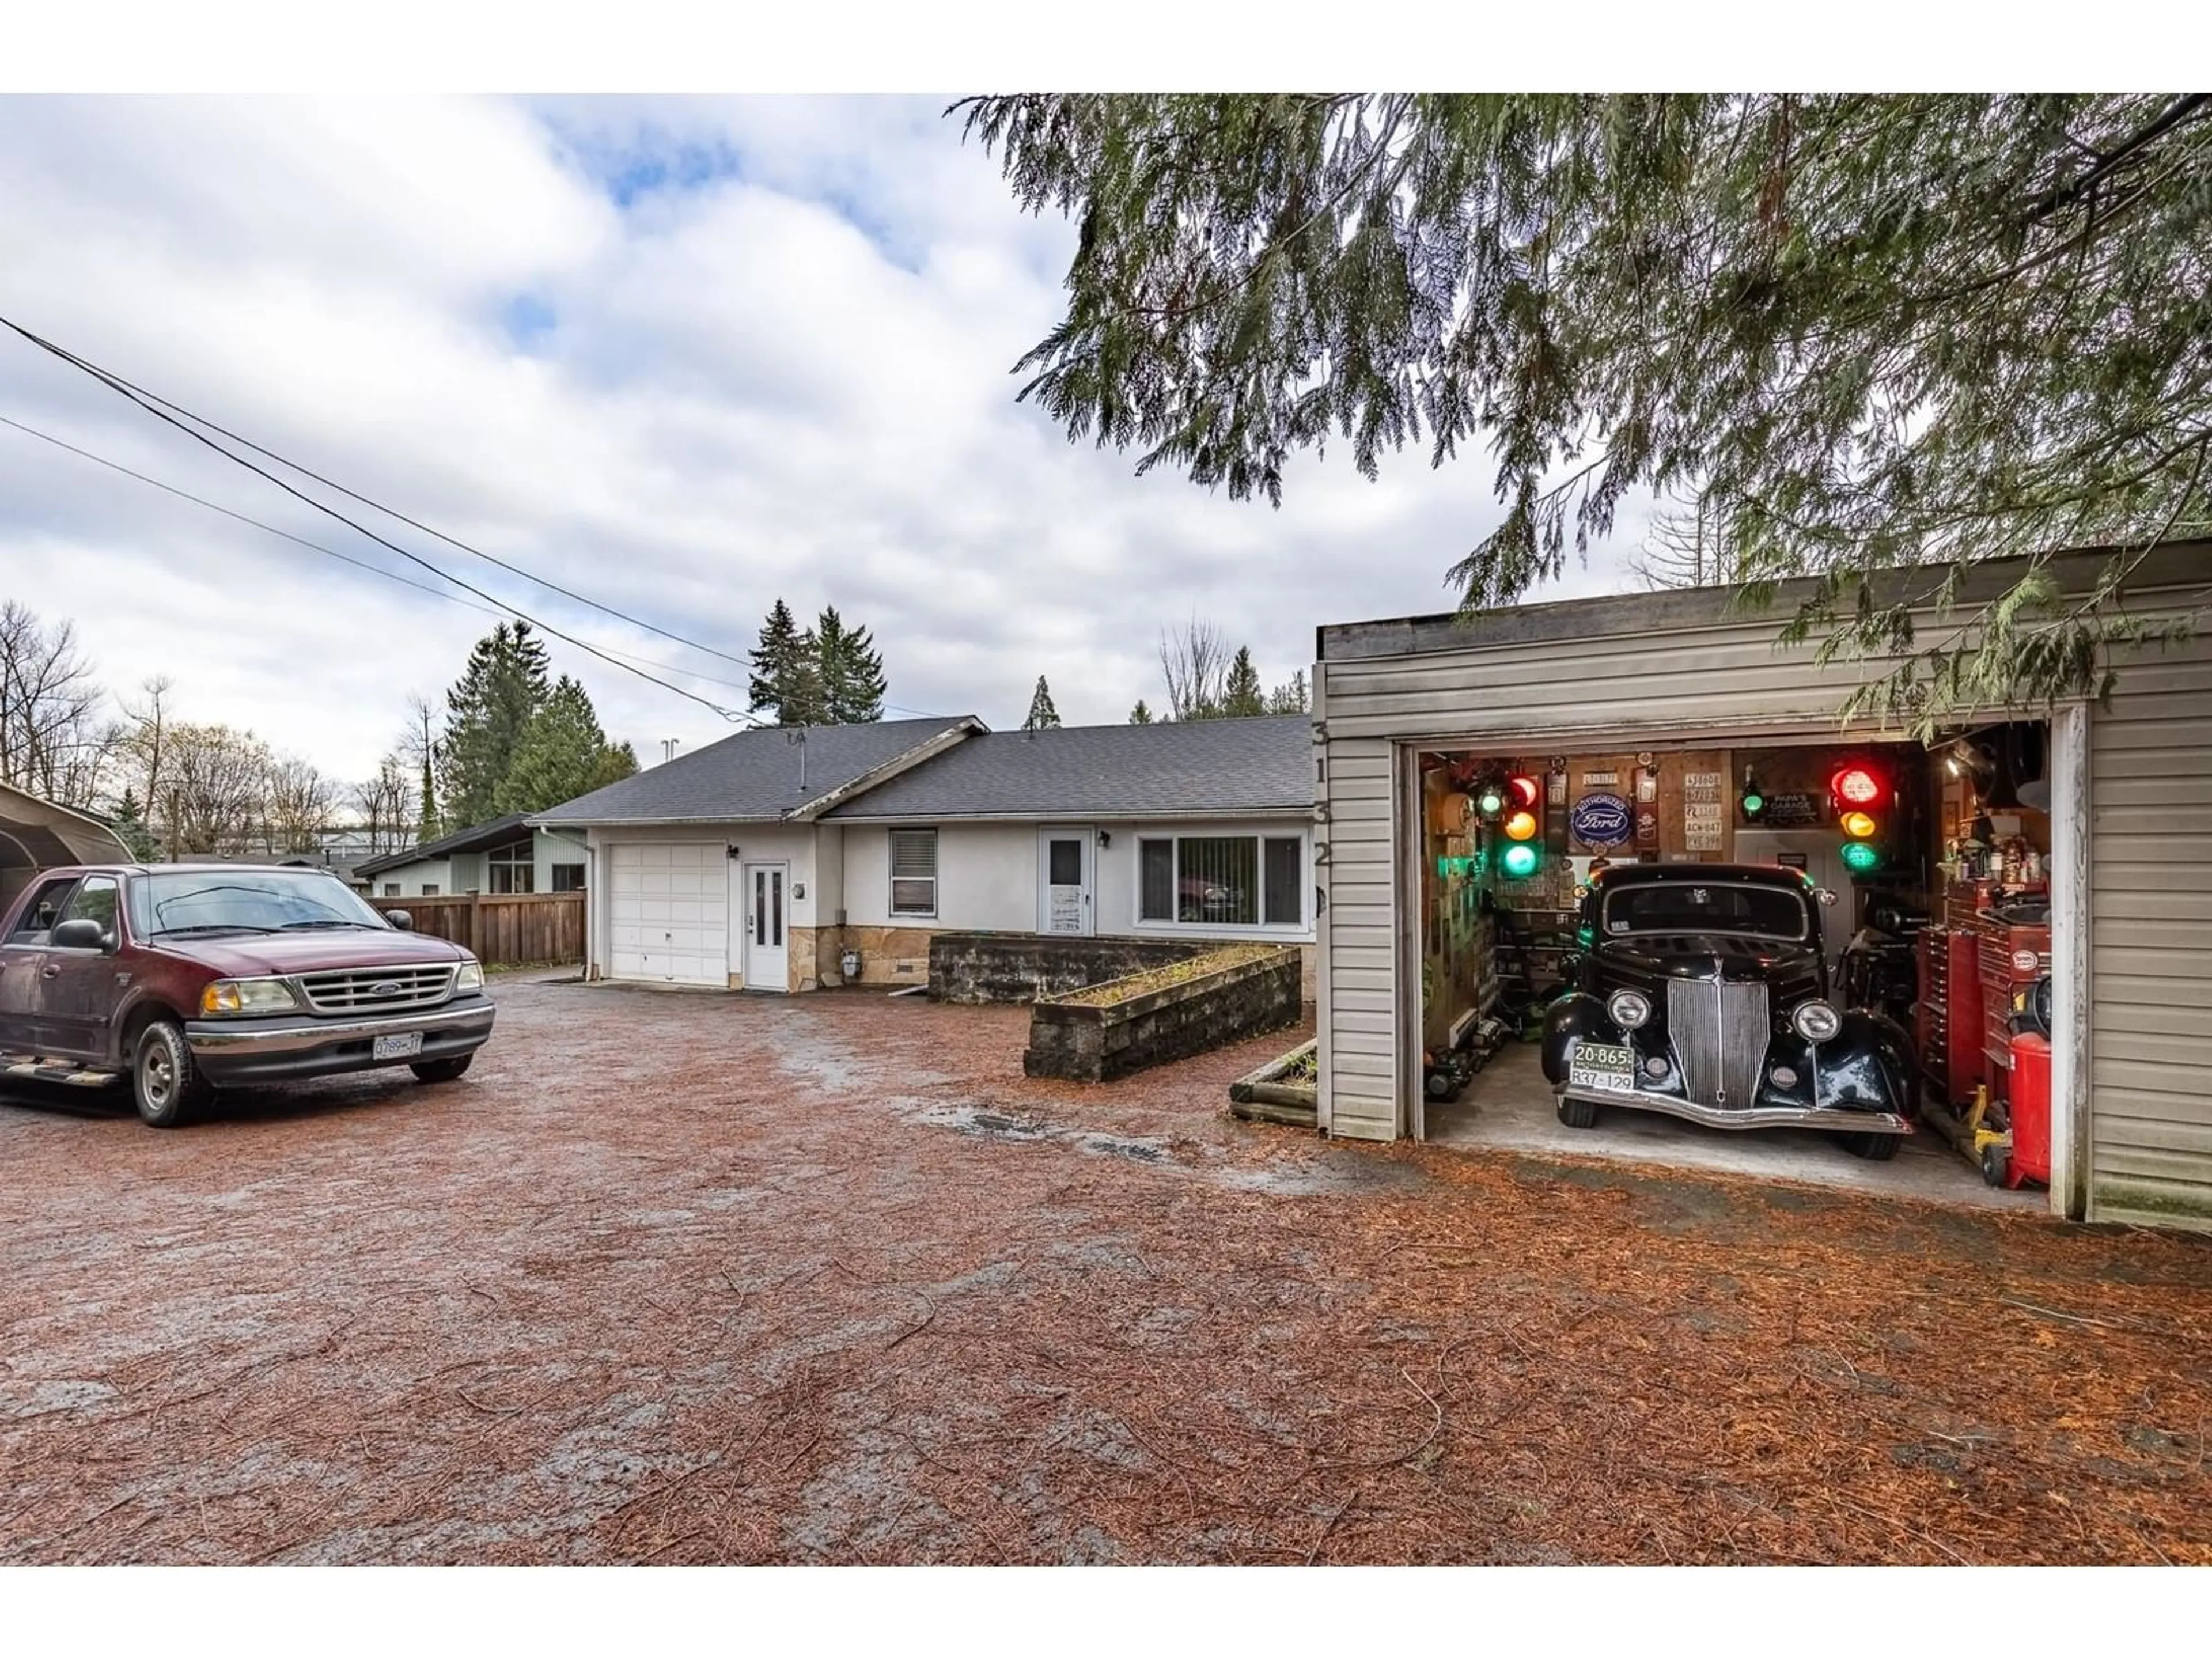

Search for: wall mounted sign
xmin=1635 ymin=805 xmax=1661 ymax=849
xmin=1756 ymin=790 xmax=1825 ymax=828
xmin=1578 ymin=771 xmax=1620 ymax=788
xmin=1570 ymin=792 xmax=1633 ymax=847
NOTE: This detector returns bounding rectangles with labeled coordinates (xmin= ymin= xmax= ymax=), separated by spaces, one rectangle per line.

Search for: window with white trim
xmin=1138 ymin=834 xmax=1304 ymax=929
xmin=551 ymin=863 xmax=585 ymax=892
xmin=487 ymin=836 xmax=535 ymax=895
xmin=382 ymin=882 xmax=400 ymax=898
xmin=889 ymin=828 xmax=937 ymax=917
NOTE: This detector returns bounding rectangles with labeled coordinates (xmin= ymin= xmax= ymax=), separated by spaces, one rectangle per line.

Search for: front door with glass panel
xmin=1037 ymin=827 xmax=1094 ymax=936
xmin=741 ymin=862 xmax=789 ymax=992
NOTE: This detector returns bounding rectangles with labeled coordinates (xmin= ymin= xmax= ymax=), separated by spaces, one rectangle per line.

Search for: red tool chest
xmin=1978 ymin=916 xmax=2053 ymax=1088
xmin=1915 ymin=923 xmax=1986 ymax=1109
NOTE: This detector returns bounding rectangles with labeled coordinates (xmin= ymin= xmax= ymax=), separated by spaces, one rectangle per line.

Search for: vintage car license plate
xmin=372 ymin=1032 xmax=424 ymax=1060
xmin=1569 ymin=1041 xmax=1636 ymax=1093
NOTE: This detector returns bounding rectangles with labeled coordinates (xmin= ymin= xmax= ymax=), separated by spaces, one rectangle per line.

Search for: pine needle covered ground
xmin=2 ymin=980 xmax=2205 ymax=1564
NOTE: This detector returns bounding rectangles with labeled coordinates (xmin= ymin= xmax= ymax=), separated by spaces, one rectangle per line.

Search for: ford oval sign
xmin=1570 ymin=792 xmax=1633 ymax=848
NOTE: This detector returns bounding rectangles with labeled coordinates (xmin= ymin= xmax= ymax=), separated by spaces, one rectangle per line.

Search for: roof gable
xmin=532 ymin=716 xmax=980 ymax=827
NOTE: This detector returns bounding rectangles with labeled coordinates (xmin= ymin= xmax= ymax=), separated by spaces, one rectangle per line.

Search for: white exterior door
xmin=740 ymin=862 xmax=790 ymax=993
xmin=1037 ymin=827 xmax=1095 ymax=937
xmin=607 ymin=843 xmax=729 ymax=986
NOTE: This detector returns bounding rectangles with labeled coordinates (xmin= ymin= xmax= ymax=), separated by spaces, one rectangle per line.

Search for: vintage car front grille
xmin=296 ymin=963 xmax=456 ymax=1014
xmin=1667 ymin=979 xmax=1770 ymax=1109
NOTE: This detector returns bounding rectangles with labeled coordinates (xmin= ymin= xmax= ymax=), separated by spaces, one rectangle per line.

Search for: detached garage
xmin=1311 ymin=542 xmax=2212 ymax=1232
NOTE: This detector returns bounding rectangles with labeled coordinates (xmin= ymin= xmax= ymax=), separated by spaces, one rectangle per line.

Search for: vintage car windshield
xmin=1599 ymin=881 xmax=1812 ymax=943
xmin=127 ymin=870 xmax=393 ymax=938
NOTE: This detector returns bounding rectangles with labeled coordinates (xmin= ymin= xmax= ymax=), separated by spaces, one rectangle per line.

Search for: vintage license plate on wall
xmin=1568 ymin=1042 xmax=1635 ymax=1093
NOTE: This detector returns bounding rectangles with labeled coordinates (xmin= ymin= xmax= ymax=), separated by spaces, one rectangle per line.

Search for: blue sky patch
xmin=501 ymin=293 xmax=558 ymax=349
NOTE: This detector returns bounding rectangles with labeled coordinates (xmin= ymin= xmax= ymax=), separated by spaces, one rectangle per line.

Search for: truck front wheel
xmin=134 ymin=1020 xmax=213 ymax=1127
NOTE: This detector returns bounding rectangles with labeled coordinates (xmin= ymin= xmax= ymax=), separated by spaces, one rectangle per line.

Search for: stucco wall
xmin=842 ymin=823 xmax=1039 ymax=933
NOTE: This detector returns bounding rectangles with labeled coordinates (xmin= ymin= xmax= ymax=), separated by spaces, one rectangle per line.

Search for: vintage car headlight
xmin=199 ymin=977 xmax=302 ymax=1017
xmin=1792 ymin=1001 xmax=1843 ymax=1044
xmin=1607 ymin=989 xmax=1652 ymax=1030
xmin=453 ymin=958 xmax=485 ymax=994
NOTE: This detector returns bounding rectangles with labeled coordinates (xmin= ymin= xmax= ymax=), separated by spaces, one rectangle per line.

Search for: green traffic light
xmin=1477 ymin=789 xmax=1505 ymax=816
xmin=1741 ymin=791 xmax=1764 ymax=816
xmin=1501 ymin=842 xmax=1541 ymax=879
xmin=1841 ymin=841 xmax=1883 ymax=874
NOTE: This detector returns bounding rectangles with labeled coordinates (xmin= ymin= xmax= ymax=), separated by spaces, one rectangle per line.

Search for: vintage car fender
xmin=1540 ymin=992 xmax=1619 ymax=1085
xmin=1814 ymin=1008 xmax=1916 ymax=1118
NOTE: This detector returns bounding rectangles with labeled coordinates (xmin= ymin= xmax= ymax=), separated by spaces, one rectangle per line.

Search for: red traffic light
xmin=1508 ymin=774 xmax=1540 ymax=809
xmin=1831 ymin=766 xmax=1883 ymax=807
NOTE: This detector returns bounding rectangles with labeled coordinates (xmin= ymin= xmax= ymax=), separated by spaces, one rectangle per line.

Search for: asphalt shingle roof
xmin=532 ymin=717 xmax=974 ymax=825
xmin=823 ymin=715 xmax=1313 ymax=821
xmin=354 ymin=812 xmax=534 ymax=876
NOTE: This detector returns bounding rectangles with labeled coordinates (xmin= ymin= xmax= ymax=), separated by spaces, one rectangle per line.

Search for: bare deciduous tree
xmin=0 ymin=600 xmax=118 ymax=808
xmin=263 ymin=755 xmax=340 ymax=854
xmin=1158 ymin=618 xmax=1232 ymax=721
xmin=354 ymin=753 xmax=416 ymax=857
xmin=156 ymin=723 xmax=274 ymax=855
xmin=1630 ymin=486 xmax=1743 ymax=591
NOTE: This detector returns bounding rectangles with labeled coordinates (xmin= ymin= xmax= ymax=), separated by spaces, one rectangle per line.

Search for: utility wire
xmin=0 ymin=411 xmax=779 ymax=700
xmin=4 ymin=408 xmax=959 ymax=721
xmin=1 ymin=315 xmax=762 ymax=727
xmin=2 ymin=316 xmax=759 ymax=673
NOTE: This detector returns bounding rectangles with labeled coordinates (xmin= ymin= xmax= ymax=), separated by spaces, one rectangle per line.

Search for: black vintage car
xmin=1541 ymin=863 xmax=1915 ymax=1160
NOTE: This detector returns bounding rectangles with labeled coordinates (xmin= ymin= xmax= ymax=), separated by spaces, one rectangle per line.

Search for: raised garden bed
xmin=1022 ymin=944 xmax=1302 ymax=1083
xmin=1227 ymin=1037 xmax=1318 ymax=1129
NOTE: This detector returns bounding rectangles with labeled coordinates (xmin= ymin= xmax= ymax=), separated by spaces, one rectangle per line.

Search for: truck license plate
xmin=373 ymin=1032 xmax=424 ymax=1060
xmin=1569 ymin=1041 xmax=1636 ymax=1093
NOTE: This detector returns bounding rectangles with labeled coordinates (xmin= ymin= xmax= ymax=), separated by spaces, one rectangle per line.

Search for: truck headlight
xmin=1607 ymin=989 xmax=1652 ymax=1029
xmin=453 ymin=959 xmax=484 ymax=994
xmin=1793 ymin=1001 xmax=1842 ymax=1044
xmin=200 ymin=978 xmax=301 ymax=1017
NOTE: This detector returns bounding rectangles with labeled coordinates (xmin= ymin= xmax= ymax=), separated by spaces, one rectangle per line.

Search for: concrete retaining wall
xmin=928 ymin=932 xmax=1209 ymax=1005
xmin=1022 ymin=946 xmax=1303 ymax=1083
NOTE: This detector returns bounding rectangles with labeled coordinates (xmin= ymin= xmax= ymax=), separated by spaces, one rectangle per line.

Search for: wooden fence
xmin=369 ymin=891 xmax=585 ymax=966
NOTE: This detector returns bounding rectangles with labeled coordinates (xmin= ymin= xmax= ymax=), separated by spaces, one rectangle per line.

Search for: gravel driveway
xmin=3 ymin=978 xmax=2209 ymax=1564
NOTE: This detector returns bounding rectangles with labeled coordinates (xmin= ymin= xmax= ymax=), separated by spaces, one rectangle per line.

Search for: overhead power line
xmin=1 ymin=314 xmax=762 ymax=728
xmin=0 ymin=411 xmax=781 ymax=699
xmin=4 ymin=320 xmax=762 ymax=676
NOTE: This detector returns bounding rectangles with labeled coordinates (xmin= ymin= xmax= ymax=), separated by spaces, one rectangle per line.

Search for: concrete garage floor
xmin=1426 ymin=1043 xmax=2044 ymax=1213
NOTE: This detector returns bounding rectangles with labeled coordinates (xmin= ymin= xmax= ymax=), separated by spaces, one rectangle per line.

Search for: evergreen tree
xmin=1022 ymin=675 xmax=1062 ymax=731
xmin=107 ymin=788 xmax=159 ymax=861
xmin=780 ymin=636 xmax=830 ymax=728
xmin=1128 ymin=700 xmax=1153 ymax=725
xmin=1222 ymin=646 xmax=1266 ymax=717
xmin=816 ymin=607 xmax=887 ymax=724
xmin=967 ymin=94 xmax=2212 ymax=728
xmin=439 ymin=622 xmax=551 ymax=827
xmin=495 ymin=676 xmax=636 ymax=814
xmin=748 ymin=600 xmax=807 ymax=722
xmin=1265 ymin=670 xmax=1310 ymax=715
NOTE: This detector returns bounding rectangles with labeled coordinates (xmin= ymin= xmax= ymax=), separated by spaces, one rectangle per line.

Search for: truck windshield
xmin=128 ymin=870 xmax=392 ymax=937
xmin=1600 ymin=882 xmax=1810 ymax=943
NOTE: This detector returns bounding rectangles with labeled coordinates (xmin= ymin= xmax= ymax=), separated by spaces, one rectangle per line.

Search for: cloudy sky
xmin=0 ymin=95 xmax=1650 ymax=786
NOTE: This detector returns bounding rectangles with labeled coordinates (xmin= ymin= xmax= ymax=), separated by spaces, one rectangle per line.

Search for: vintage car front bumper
xmin=1554 ymin=1081 xmax=1912 ymax=1137
xmin=185 ymin=997 xmax=495 ymax=1084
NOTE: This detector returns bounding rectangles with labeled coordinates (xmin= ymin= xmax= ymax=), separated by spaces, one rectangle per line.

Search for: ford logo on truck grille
xmin=369 ymin=980 xmax=402 ymax=998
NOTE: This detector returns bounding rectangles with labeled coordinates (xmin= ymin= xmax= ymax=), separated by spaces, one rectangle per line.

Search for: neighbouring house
xmin=353 ymin=813 xmax=592 ymax=900
xmin=0 ymin=781 xmax=132 ymax=909
xmin=530 ymin=714 xmax=1317 ymax=995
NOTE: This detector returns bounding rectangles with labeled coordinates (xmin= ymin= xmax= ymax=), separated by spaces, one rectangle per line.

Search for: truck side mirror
xmin=49 ymin=918 xmax=108 ymax=950
xmin=386 ymin=910 xmax=414 ymax=932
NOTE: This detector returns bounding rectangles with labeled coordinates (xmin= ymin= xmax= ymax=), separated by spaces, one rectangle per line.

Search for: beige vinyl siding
xmin=2087 ymin=634 xmax=2212 ymax=1230
xmin=1319 ymin=736 xmax=1397 ymax=1139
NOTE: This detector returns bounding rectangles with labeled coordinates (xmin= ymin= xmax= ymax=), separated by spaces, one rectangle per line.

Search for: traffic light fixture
xmin=1831 ymin=763 xmax=1887 ymax=875
xmin=1499 ymin=774 xmax=1543 ymax=879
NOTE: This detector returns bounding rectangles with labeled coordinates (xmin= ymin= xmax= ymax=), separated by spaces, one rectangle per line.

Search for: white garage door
xmin=607 ymin=843 xmax=728 ymax=986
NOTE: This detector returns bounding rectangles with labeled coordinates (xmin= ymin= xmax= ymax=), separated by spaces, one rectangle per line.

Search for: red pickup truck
xmin=0 ymin=863 xmax=495 ymax=1126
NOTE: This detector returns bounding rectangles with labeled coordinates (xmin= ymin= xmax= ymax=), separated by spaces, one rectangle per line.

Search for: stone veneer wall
xmin=927 ymin=932 xmax=1210 ymax=1006
xmin=1022 ymin=946 xmax=1303 ymax=1082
